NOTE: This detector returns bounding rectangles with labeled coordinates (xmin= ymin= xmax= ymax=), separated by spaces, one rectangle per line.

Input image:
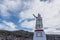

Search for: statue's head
xmin=38 ymin=13 xmax=41 ymax=17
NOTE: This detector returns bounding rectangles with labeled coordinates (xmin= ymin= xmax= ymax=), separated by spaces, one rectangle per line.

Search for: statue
xmin=33 ymin=14 xmax=46 ymax=40
xmin=33 ymin=13 xmax=43 ymax=29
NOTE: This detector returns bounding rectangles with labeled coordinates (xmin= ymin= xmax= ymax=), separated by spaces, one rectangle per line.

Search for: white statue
xmin=33 ymin=14 xmax=46 ymax=40
xmin=33 ymin=14 xmax=43 ymax=29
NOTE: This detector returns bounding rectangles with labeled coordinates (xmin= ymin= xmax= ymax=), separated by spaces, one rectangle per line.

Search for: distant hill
xmin=0 ymin=30 xmax=60 ymax=40
xmin=0 ymin=30 xmax=33 ymax=38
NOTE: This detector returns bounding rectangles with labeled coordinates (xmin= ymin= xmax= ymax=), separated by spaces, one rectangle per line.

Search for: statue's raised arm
xmin=33 ymin=14 xmax=37 ymax=18
xmin=33 ymin=14 xmax=41 ymax=18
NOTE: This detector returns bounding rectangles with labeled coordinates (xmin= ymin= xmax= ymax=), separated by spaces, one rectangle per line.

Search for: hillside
xmin=0 ymin=30 xmax=33 ymax=40
xmin=0 ymin=30 xmax=60 ymax=40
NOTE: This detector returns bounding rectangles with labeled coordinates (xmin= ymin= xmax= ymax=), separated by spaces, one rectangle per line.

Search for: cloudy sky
xmin=0 ymin=0 xmax=60 ymax=34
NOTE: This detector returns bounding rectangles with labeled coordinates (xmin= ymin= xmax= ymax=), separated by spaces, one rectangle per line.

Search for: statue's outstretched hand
xmin=33 ymin=14 xmax=37 ymax=18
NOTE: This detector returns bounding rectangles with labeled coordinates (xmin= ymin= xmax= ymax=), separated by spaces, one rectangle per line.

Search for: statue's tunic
xmin=36 ymin=16 xmax=43 ymax=29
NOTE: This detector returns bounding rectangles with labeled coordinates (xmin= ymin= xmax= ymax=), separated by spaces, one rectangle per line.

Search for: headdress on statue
xmin=38 ymin=13 xmax=41 ymax=17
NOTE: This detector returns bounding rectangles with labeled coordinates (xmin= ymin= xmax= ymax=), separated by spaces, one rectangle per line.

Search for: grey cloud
xmin=0 ymin=0 xmax=4 ymax=4
xmin=40 ymin=0 xmax=53 ymax=3
xmin=0 ymin=0 xmax=33 ymax=19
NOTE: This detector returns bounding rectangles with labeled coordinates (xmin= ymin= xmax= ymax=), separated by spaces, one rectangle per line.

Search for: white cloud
xmin=21 ymin=20 xmax=35 ymax=28
xmin=21 ymin=20 xmax=36 ymax=32
xmin=0 ymin=0 xmax=34 ymax=31
xmin=0 ymin=0 xmax=23 ymax=17
xmin=0 ymin=24 xmax=6 ymax=29
xmin=0 ymin=0 xmax=33 ymax=17
xmin=19 ymin=10 xmax=35 ymax=19
xmin=45 ymin=27 xmax=60 ymax=34
xmin=0 ymin=4 xmax=10 ymax=17
xmin=21 ymin=0 xmax=60 ymax=27
xmin=2 ymin=21 xmax=18 ymax=31
xmin=3 ymin=0 xmax=22 ymax=11
xmin=20 ymin=0 xmax=60 ymax=33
